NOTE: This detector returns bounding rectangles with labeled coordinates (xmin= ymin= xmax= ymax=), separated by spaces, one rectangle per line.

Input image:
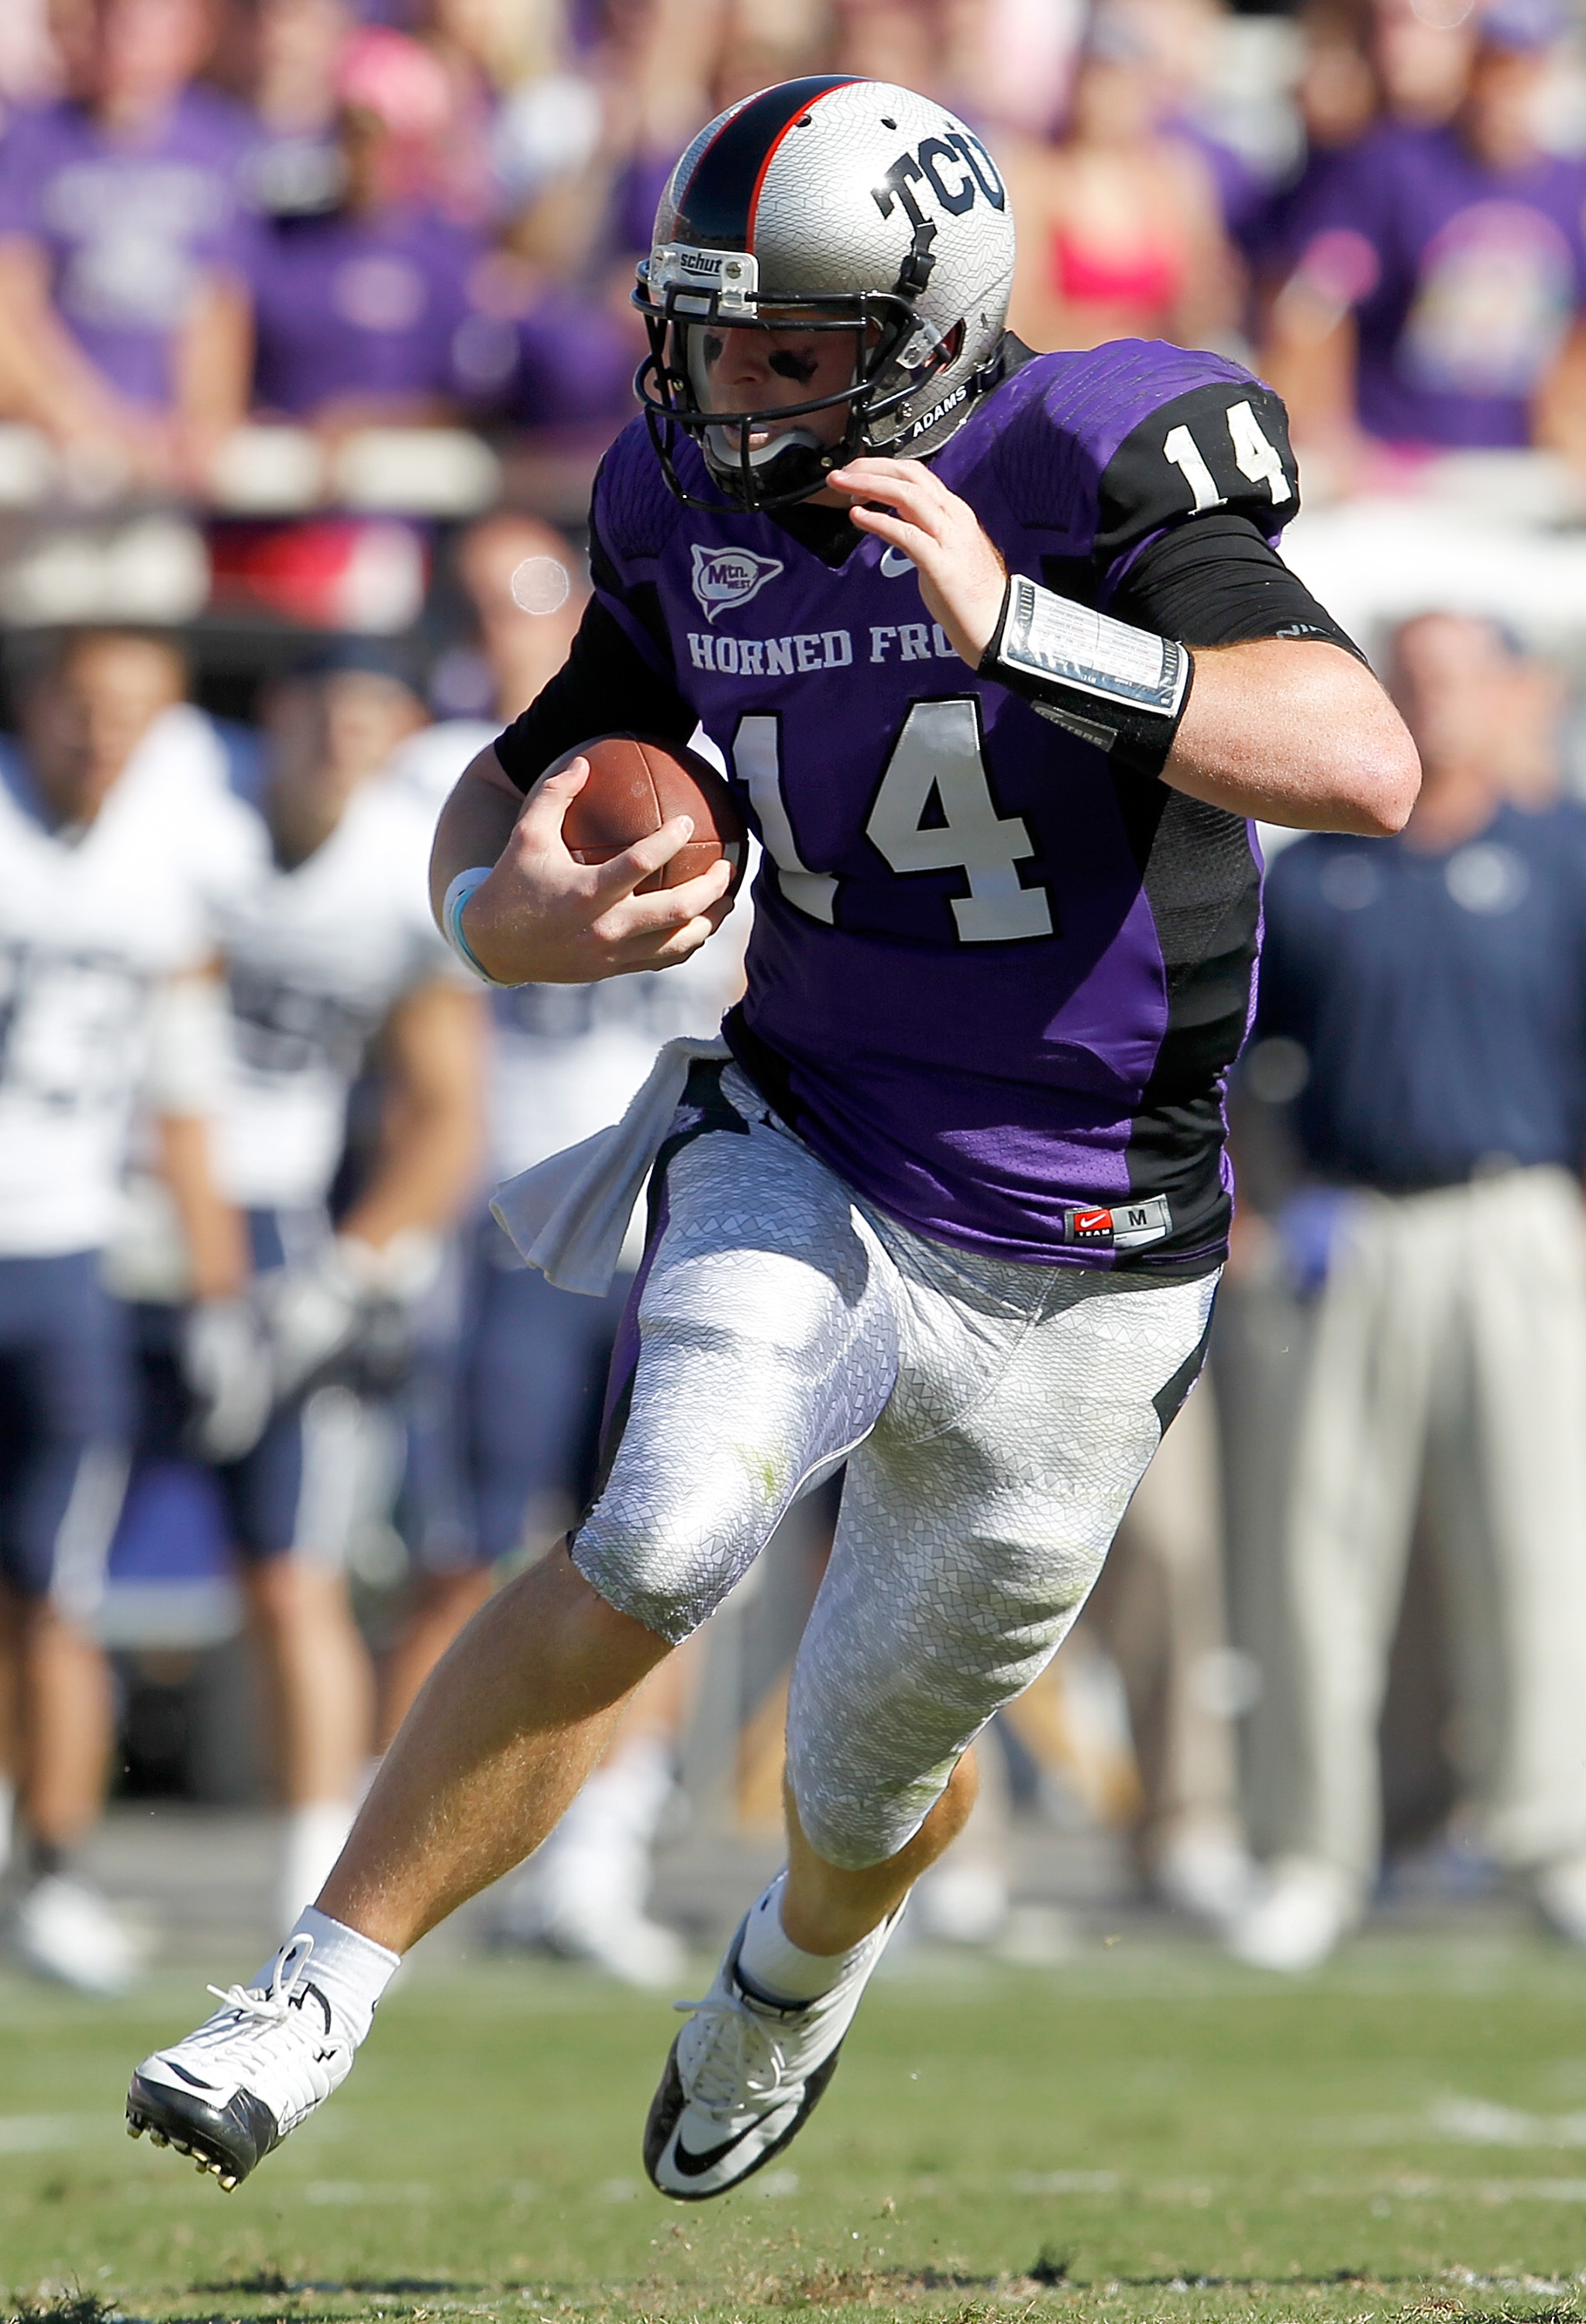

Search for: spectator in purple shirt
xmin=0 ymin=0 xmax=257 ymax=492
xmin=1262 ymin=0 xmax=1586 ymax=473
xmin=248 ymin=29 xmax=483 ymax=428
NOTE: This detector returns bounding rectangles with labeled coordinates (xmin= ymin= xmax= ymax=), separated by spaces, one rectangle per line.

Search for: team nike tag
xmin=1060 ymin=1197 xmax=1171 ymax=1250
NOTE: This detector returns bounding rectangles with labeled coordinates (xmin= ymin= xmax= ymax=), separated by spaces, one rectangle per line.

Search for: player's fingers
xmin=595 ymin=857 xmax=734 ymax=940
xmin=838 ymin=486 xmax=967 ymax=578
xmin=649 ymin=914 xmax=721 ymax=964
xmin=617 ymin=911 xmax=721 ymax=970
xmin=831 ymin=461 xmax=958 ymax=531
xmin=585 ymin=814 xmax=697 ymax=902
xmin=843 ymin=501 xmax=932 ymax=555
xmin=834 ymin=454 xmax=952 ymax=499
xmin=518 ymin=756 xmax=590 ymax=844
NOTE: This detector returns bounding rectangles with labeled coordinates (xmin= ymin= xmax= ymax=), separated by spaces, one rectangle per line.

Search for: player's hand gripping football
xmin=827 ymin=459 xmax=1008 ymax=667
xmin=460 ymin=755 xmax=735 ymax=986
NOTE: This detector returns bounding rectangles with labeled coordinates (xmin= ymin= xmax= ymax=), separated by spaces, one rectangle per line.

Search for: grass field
xmin=8 ymin=1930 xmax=1586 ymax=2324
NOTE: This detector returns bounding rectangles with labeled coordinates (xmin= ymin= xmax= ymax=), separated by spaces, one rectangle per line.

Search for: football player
xmin=0 ymin=628 xmax=260 ymax=1993
xmin=183 ymin=646 xmax=487 ymax=1929
xmin=129 ymin=76 xmax=1417 ymax=2195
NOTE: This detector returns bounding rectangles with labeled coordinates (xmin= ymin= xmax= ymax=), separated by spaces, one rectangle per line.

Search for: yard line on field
xmin=1008 ymin=2171 xmax=1121 ymax=2195
xmin=1430 ymin=2095 xmax=1586 ymax=2145
xmin=304 ymin=2181 xmax=435 ymax=2204
xmin=0 ymin=2113 xmax=101 ymax=2151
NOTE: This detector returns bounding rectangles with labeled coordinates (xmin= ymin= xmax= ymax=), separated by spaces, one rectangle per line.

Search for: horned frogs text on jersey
xmin=575 ymin=342 xmax=1302 ymax=1271
xmin=212 ymin=775 xmax=466 ymax=1213
xmin=0 ymin=711 xmax=263 ymax=1258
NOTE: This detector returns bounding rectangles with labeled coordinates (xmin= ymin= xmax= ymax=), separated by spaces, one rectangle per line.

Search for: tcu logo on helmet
xmin=873 ymin=129 xmax=1006 ymax=229
xmin=691 ymin=545 xmax=785 ymax=623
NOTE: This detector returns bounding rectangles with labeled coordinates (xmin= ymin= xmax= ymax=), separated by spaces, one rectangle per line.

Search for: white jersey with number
xmin=0 ymin=708 xmax=263 ymax=1258
xmin=214 ymin=775 xmax=465 ymax=1212
xmin=487 ymin=956 xmax=742 ymax=1184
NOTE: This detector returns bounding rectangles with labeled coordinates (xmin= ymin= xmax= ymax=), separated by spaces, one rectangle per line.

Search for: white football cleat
xmin=1154 ymin=1824 xmax=1260 ymax=1928
xmin=126 ymin=1933 xmax=352 ymax=2192
xmin=1223 ymin=1855 xmax=1357 ymax=1972
xmin=13 ymin=1874 xmax=143 ymax=1996
xmin=644 ymin=1912 xmax=895 ymax=2202
xmin=506 ymin=1889 xmax=688 ymax=1989
xmin=1535 ymin=1851 xmax=1586 ymax=1945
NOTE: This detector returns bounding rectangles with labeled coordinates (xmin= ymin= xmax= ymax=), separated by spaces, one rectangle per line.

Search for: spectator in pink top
xmin=248 ymin=29 xmax=484 ymax=429
xmin=0 ymin=0 xmax=258 ymax=490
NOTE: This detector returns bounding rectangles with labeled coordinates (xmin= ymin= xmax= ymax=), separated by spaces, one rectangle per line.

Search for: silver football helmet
xmin=633 ymin=75 xmax=1017 ymax=511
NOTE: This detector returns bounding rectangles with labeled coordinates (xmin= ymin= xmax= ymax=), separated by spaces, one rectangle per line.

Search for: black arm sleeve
xmin=1110 ymin=513 xmax=1367 ymax=660
xmin=491 ymin=596 xmax=698 ymax=794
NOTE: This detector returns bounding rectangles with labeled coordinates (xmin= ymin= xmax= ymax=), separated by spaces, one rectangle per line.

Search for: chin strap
xmin=979 ymin=573 xmax=1194 ymax=782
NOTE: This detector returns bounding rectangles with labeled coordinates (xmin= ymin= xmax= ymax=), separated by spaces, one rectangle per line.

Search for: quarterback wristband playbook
xmin=980 ymin=574 xmax=1193 ymax=780
xmin=440 ymin=867 xmax=512 ymax=985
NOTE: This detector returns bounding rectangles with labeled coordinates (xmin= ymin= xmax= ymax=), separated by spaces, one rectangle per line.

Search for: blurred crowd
xmin=0 ymin=0 xmax=1582 ymax=514
xmin=5 ymin=0 xmax=1586 ymax=2001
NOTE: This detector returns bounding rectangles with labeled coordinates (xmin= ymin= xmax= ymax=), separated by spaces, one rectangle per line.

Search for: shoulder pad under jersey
xmin=991 ymin=342 xmax=1302 ymax=568
xmin=590 ymin=416 xmax=690 ymax=580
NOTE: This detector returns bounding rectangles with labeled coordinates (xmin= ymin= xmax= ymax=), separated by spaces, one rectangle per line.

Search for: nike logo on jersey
xmin=691 ymin=545 xmax=784 ymax=624
xmin=879 ymin=545 xmax=914 ymax=578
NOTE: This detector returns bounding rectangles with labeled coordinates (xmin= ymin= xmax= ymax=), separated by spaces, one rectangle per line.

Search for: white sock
xmin=549 ymin=1733 xmax=675 ymax=1856
xmin=735 ymin=1871 xmax=875 ymax=2006
xmin=280 ymin=1799 xmax=357 ymax=1930
xmin=261 ymin=1906 xmax=400 ymax=2047
xmin=532 ymin=1733 xmax=676 ymax=1917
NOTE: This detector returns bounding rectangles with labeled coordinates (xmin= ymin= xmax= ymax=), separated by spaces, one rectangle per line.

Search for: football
xmin=559 ymin=733 xmax=748 ymax=899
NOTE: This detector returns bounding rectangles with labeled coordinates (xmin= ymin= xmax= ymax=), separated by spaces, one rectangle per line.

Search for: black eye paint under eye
xmin=768 ymin=347 xmax=819 ymax=384
xmin=700 ymin=333 xmax=724 ymax=366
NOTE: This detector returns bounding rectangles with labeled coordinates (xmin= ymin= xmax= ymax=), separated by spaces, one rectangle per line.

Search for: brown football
xmin=559 ymin=733 xmax=748 ymax=898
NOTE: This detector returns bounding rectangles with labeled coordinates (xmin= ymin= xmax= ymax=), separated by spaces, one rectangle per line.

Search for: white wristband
xmin=440 ymin=867 xmax=511 ymax=985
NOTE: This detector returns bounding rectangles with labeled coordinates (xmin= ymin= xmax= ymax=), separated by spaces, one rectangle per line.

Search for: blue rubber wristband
xmin=440 ymin=868 xmax=511 ymax=985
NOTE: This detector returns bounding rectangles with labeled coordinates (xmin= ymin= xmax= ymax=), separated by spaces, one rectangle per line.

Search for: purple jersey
xmin=0 ymin=88 xmax=258 ymax=410
xmin=249 ymin=206 xmax=481 ymax=419
xmin=589 ymin=344 xmax=1302 ymax=1272
xmin=1284 ymin=122 xmax=1586 ymax=449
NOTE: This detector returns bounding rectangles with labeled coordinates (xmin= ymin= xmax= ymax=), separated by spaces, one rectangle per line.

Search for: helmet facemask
xmin=634 ymin=242 xmax=958 ymax=513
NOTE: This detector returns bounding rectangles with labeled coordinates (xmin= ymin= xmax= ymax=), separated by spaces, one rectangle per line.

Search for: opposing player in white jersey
xmin=389 ymin=517 xmax=742 ymax=1985
xmin=0 ymin=628 xmax=260 ymax=1992
xmin=131 ymin=76 xmax=1417 ymax=2197
xmin=183 ymin=645 xmax=486 ymax=1927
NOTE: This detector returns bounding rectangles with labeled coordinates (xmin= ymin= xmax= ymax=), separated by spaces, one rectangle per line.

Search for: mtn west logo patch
xmin=691 ymin=545 xmax=783 ymax=624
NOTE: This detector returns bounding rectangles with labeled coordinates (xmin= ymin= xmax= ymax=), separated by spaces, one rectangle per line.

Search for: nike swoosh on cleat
xmin=167 ymin=2064 xmax=220 ymax=2092
xmin=669 ymin=2123 xmax=768 ymax=2179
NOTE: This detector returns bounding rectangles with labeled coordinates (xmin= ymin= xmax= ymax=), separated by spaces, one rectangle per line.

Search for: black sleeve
xmin=1094 ymin=376 xmax=1302 ymax=562
xmin=492 ymin=595 xmax=698 ymax=794
xmin=1110 ymin=513 xmax=1367 ymax=660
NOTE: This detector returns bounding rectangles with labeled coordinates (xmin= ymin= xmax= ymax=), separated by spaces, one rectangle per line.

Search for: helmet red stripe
xmin=745 ymin=78 xmax=858 ymax=244
xmin=673 ymin=75 xmax=858 ymax=253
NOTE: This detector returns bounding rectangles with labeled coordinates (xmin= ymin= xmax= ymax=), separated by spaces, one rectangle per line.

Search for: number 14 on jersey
xmin=733 ymin=700 xmax=1054 ymax=944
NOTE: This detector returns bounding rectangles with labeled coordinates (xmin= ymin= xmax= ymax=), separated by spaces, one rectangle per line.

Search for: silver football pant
xmin=572 ymin=1066 xmax=1220 ymax=1869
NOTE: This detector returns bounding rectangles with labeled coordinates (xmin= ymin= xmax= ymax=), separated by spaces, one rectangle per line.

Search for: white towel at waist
xmin=490 ymin=1034 xmax=731 ymax=1297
